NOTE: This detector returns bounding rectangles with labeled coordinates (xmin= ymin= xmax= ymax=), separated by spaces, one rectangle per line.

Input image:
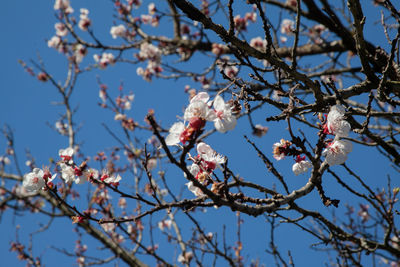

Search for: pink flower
xmin=322 ymin=140 xmax=353 ymax=166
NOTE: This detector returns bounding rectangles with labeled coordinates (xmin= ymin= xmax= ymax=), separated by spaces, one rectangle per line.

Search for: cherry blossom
xmin=78 ymin=8 xmax=91 ymax=31
xmin=148 ymin=3 xmax=156 ymax=15
xmin=158 ymin=219 xmax=172 ymax=231
xmin=286 ymin=0 xmax=298 ymax=7
xmin=183 ymin=96 xmax=213 ymax=122
xmin=59 ymin=163 xmax=74 ymax=183
xmin=138 ymin=42 xmax=161 ymax=62
xmin=165 ymin=122 xmax=185 ymax=146
xmin=101 ymin=172 xmax=122 ymax=186
xmin=250 ymin=37 xmax=267 ymax=52
xmin=22 ymin=168 xmax=46 ymax=193
xmin=94 ymin=53 xmax=116 ymax=69
xmin=292 ymin=156 xmax=312 ymax=175
xmin=272 ymin=139 xmax=292 ymax=160
xmin=59 ymin=147 xmax=74 ymax=164
xmin=322 ymin=140 xmax=353 ymax=166
xmin=48 ymin=36 xmax=62 ymax=51
xmin=217 ymin=56 xmax=238 ymax=79
xmin=324 ymin=105 xmax=351 ymax=137
xmin=146 ymin=158 xmax=157 ymax=171
xmin=73 ymin=44 xmax=87 ymax=64
xmin=0 ymin=156 xmax=11 ymax=165
xmin=177 ymin=251 xmax=194 ymax=264
xmin=211 ymin=43 xmax=228 ymax=56
xmin=110 ymin=25 xmax=127 ymax=39
xmin=281 ymin=19 xmax=294 ymax=35
xmin=252 ymin=124 xmax=269 ymax=137
xmin=197 ymin=142 xmax=225 ymax=169
xmin=186 ymin=181 xmax=204 ymax=197
xmin=54 ymin=0 xmax=74 ymax=14
xmin=212 ymin=95 xmax=237 ymax=133
xmin=136 ymin=43 xmax=163 ymax=81
xmin=55 ymin=23 xmax=68 ymax=37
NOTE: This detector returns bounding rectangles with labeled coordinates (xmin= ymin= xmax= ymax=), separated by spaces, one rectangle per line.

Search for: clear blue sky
xmin=1 ymin=1 xmax=398 ymax=266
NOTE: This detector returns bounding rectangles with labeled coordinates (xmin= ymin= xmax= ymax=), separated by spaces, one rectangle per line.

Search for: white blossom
xmin=322 ymin=140 xmax=353 ymax=166
xmin=48 ymin=36 xmax=62 ymax=49
xmin=281 ymin=19 xmax=294 ymax=35
xmin=59 ymin=147 xmax=74 ymax=164
xmin=102 ymin=174 xmax=122 ymax=185
xmin=0 ymin=156 xmax=10 ymax=165
xmin=59 ymin=163 xmax=76 ymax=183
xmin=55 ymin=23 xmax=68 ymax=37
xmin=177 ymin=251 xmax=194 ymax=264
xmin=325 ymin=105 xmax=351 ymax=137
xmin=197 ymin=142 xmax=225 ymax=166
xmin=186 ymin=181 xmax=204 ymax=197
xmin=292 ymin=160 xmax=313 ymax=175
xmin=78 ymin=8 xmax=91 ymax=31
xmin=212 ymin=95 xmax=237 ymax=133
xmin=110 ymin=25 xmax=127 ymax=39
xmin=250 ymin=37 xmax=267 ymax=52
xmin=94 ymin=53 xmax=115 ymax=69
xmin=22 ymin=168 xmax=45 ymax=193
xmin=54 ymin=0 xmax=74 ymax=13
xmin=165 ymin=122 xmax=185 ymax=146
xmin=158 ymin=219 xmax=172 ymax=231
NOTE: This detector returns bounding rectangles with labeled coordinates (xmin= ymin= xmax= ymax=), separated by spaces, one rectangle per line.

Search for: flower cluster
xmin=22 ymin=147 xmax=123 ymax=193
xmin=211 ymin=43 xmax=229 ymax=56
xmin=280 ymin=19 xmax=295 ymax=35
xmin=136 ymin=42 xmax=163 ymax=81
xmin=250 ymin=37 xmax=267 ymax=53
xmin=166 ymin=92 xmax=237 ymax=146
xmin=94 ymin=53 xmax=116 ymax=69
xmin=322 ymin=105 xmax=353 ymax=166
xmin=217 ymin=56 xmax=239 ymax=79
xmin=78 ymin=8 xmax=91 ymax=31
xmin=280 ymin=19 xmax=294 ymax=43
xmin=185 ymin=143 xmax=225 ymax=197
xmin=110 ymin=25 xmax=128 ymax=39
xmin=233 ymin=7 xmax=257 ymax=32
xmin=22 ymin=168 xmax=56 ymax=193
xmin=54 ymin=0 xmax=74 ymax=14
xmin=273 ymin=139 xmax=312 ymax=176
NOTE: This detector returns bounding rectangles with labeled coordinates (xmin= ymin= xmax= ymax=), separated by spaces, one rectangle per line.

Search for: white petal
xmin=214 ymin=119 xmax=227 ymax=133
xmin=191 ymin=92 xmax=209 ymax=103
xmin=165 ymin=133 xmax=180 ymax=146
xmin=213 ymin=95 xmax=225 ymax=111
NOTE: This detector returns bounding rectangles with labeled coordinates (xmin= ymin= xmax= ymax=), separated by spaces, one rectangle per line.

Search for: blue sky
xmin=1 ymin=1 xmax=398 ymax=266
